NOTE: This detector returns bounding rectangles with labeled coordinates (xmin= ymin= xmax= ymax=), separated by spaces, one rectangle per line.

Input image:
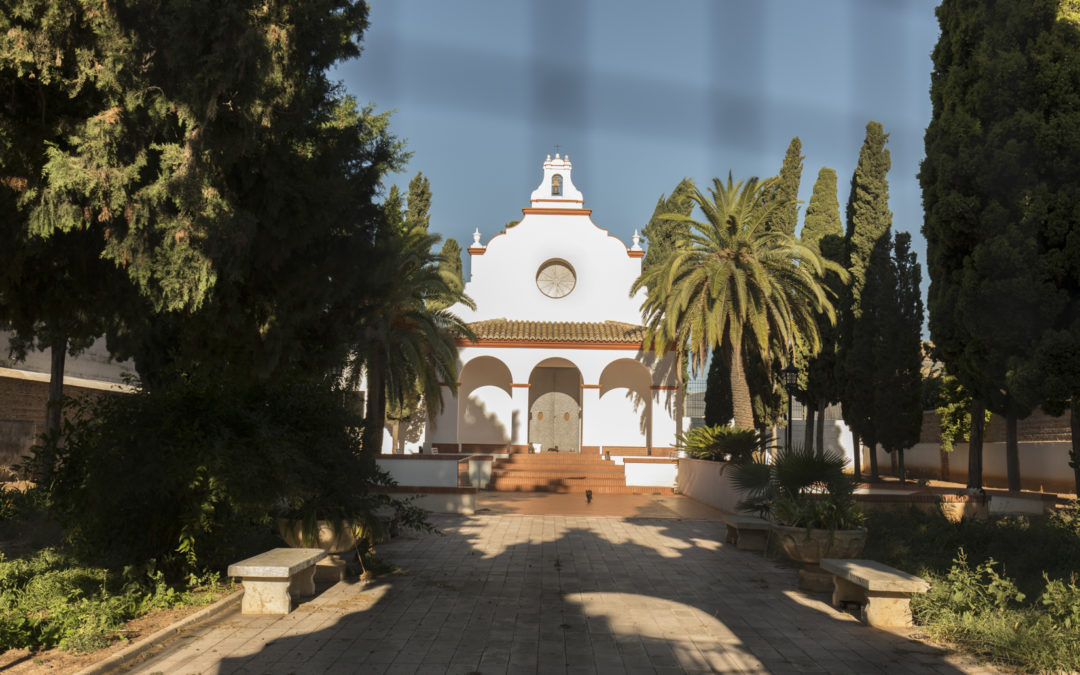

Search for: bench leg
xmin=831 ymin=576 xmax=865 ymax=607
xmin=736 ymin=530 xmax=768 ymax=552
xmin=289 ymin=566 xmax=317 ymax=597
xmin=241 ymin=578 xmax=292 ymax=615
xmin=863 ymin=592 xmax=915 ymax=628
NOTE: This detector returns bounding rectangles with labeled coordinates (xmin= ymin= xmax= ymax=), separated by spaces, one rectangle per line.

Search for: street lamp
xmin=782 ymin=362 xmax=799 ymax=450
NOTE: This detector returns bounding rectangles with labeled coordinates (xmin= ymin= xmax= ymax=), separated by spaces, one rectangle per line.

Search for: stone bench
xmin=228 ymin=548 xmax=327 ymax=615
xmin=820 ymin=558 xmax=930 ymax=628
xmin=722 ymin=515 xmax=771 ymax=551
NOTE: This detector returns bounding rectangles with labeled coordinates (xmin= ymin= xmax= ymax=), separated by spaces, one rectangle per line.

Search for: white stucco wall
xmin=427 ymin=346 xmax=681 ymax=450
xmin=375 ymin=458 xmax=459 ymax=487
xmin=676 ymin=458 xmax=740 ymax=513
xmin=451 ymin=156 xmax=645 ymax=325
xmin=624 ymin=460 xmax=678 ymax=487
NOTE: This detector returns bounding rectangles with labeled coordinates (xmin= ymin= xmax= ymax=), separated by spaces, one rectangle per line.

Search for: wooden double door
xmin=528 ymin=367 xmax=581 ymax=452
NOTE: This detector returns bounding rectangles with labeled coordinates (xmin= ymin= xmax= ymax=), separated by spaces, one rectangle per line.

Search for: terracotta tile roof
xmin=464 ymin=319 xmax=644 ymax=343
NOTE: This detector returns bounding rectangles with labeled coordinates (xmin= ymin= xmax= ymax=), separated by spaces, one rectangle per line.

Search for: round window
xmin=536 ymin=259 xmax=576 ymax=298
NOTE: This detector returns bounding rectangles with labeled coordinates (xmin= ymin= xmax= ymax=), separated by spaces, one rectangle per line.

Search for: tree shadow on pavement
xmin=180 ymin=514 xmax=983 ymax=674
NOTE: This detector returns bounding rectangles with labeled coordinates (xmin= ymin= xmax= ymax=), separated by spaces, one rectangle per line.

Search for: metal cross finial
xmin=554 ymin=144 xmax=561 ymax=155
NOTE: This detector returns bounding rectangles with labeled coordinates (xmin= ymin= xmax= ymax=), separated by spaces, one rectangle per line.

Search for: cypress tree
xmin=767 ymin=137 xmax=804 ymax=237
xmin=703 ymin=347 xmax=733 ymax=427
xmin=921 ymin=0 xmax=1070 ymax=491
xmin=875 ymin=233 xmax=925 ymax=481
xmin=796 ymin=167 xmax=845 ymax=454
xmin=840 ymin=121 xmax=893 ymax=481
xmin=641 ymin=178 xmax=694 ymax=287
xmin=405 ymin=172 xmax=432 ymax=234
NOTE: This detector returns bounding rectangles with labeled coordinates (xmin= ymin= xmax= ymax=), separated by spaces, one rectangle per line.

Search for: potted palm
xmin=730 ymin=445 xmax=866 ymax=591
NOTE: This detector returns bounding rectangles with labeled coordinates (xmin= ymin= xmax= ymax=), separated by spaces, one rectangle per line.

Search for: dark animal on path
xmin=586 ymin=489 xmax=593 ymax=504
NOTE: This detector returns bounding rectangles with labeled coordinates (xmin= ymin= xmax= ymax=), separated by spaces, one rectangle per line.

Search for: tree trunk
xmin=391 ymin=419 xmax=401 ymax=454
xmin=46 ymin=334 xmax=66 ymax=437
xmin=939 ymin=446 xmax=950 ymax=482
xmin=816 ymin=397 xmax=827 ymax=456
xmin=968 ymin=398 xmax=985 ymax=490
xmin=851 ymin=429 xmax=862 ymax=481
xmin=803 ymin=402 xmax=816 ymax=454
xmin=729 ymin=341 xmax=755 ymax=430
xmin=866 ymin=433 xmax=879 ymax=482
xmin=1070 ymin=400 xmax=1080 ymax=497
xmin=897 ymin=448 xmax=906 ymax=483
xmin=1005 ymin=409 xmax=1020 ymax=492
xmin=362 ymin=360 xmax=387 ymax=454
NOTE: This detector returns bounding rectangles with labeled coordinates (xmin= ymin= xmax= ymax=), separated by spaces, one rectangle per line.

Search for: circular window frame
xmin=536 ymin=258 xmax=577 ymax=299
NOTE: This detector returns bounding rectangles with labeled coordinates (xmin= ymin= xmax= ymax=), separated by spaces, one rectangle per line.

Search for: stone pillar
xmin=650 ymin=385 xmax=679 ymax=454
xmin=427 ymin=382 xmax=459 ymax=452
xmin=510 ymin=383 xmax=531 ymax=450
xmin=580 ymin=384 xmax=602 ymax=454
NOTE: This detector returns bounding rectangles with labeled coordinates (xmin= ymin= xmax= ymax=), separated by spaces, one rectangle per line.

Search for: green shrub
xmin=0 ymin=549 xmax=229 ymax=652
xmin=912 ymin=550 xmax=1080 ymax=672
xmin=864 ymin=504 xmax=1080 ymax=671
xmin=675 ymin=425 xmax=772 ymax=463
xmin=39 ymin=373 xmax=389 ymax=579
xmin=730 ymin=445 xmax=865 ymax=529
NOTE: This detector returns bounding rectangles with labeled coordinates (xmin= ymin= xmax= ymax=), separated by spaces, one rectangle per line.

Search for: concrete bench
xmin=820 ymin=558 xmax=930 ymax=628
xmin=722 ymin=515 xmax=771 ymax=551
xmin=228 ymin=548 xmax=327 ymax=615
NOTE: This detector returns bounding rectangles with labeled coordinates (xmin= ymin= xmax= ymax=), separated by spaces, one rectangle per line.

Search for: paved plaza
xmin=123 ymin=496 xmax=997 ymax=674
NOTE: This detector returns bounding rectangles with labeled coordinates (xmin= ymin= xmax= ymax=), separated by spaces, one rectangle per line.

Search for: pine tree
xmin=1 ymin=1 xmax=407 ymax=397
xmin=840 ymin=121 xmax=893 ymax=480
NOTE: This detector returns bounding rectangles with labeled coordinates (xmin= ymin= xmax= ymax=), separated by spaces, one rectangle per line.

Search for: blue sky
xmin=337 ymin=0 xmax=940 ymax=293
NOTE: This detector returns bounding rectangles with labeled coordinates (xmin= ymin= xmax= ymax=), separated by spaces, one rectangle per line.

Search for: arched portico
xmin=528 ymin=357 xmax=583 ymax=452
xmin=596 ymin=358 xmax=652 ymax=449
xmin=458 ymin=356 xmax=515 ymax=448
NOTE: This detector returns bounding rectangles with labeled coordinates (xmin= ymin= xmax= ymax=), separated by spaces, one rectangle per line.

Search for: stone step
xmin=488 ymin=477 xmax=630 ymax=486
xmin=490 ymin=469 xmax=626 ymax=480
xmin=485 ymin=479 xmax=673 ymax=494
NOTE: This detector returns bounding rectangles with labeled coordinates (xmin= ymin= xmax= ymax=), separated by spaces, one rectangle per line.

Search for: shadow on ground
xmin=136 ymin=513 xmax=982 ymax=674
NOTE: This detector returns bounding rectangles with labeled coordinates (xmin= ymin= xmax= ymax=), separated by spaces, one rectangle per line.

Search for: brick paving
xmin=123 ymin=497 xmax=998 ymax=674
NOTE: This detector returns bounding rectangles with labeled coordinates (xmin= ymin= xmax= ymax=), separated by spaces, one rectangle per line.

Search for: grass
xmin=862 ymin=502 xmax=1080 ymax=672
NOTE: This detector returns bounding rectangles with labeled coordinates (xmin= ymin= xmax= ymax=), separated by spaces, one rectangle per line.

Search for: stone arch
xmin=458 ymin=356 xmax=514 ymax=446
xmin=528 ymin=357 xmax=583 ymax=452
xmin=597 ymin=358 xmax=652 ymax=445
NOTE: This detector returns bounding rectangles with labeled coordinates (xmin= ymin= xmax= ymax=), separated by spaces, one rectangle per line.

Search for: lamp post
xmin=782 ymin=363 xmax=799 ymax=451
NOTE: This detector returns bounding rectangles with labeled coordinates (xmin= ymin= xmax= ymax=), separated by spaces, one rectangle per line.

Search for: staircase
xmin=487 ymin=453 xmax=673 ymax=494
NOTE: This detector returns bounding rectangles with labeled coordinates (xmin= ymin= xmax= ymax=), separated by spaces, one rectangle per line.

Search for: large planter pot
xmin=771 ymin=523 xmax=867 ymax=592
xmin=277 ymin=518 xmax=357 ymax=582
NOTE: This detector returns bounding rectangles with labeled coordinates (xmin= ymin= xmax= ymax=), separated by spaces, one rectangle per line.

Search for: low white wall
xmin=676 ymin=458 xmax=740 ymax=513
xmin=870 ymin=440 xmax=1076 ymax=493
xmin=376 ymin=457 xmax=459 ymax=488
xmin=466 ymin=456 xmax=492 ymax=489
xmin=404 ymin=491 xmax=475 ymax=515
xmin=623 ymin=460 xmax=677 ymax=487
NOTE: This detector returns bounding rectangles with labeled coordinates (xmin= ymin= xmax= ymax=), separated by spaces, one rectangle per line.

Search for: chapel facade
xmin=425 ymin=155 xmax=682 ymax=455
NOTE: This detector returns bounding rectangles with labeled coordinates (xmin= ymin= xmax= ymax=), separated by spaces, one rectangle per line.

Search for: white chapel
xmin=424 ymin=154 xmax=683 ymax=456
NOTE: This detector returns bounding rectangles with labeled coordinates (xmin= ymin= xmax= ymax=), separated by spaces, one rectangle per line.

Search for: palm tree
xmin=632 ymin=174 xmax=844 ymax=430
xmin=349 ymin=213 xmax=474 ymax=454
